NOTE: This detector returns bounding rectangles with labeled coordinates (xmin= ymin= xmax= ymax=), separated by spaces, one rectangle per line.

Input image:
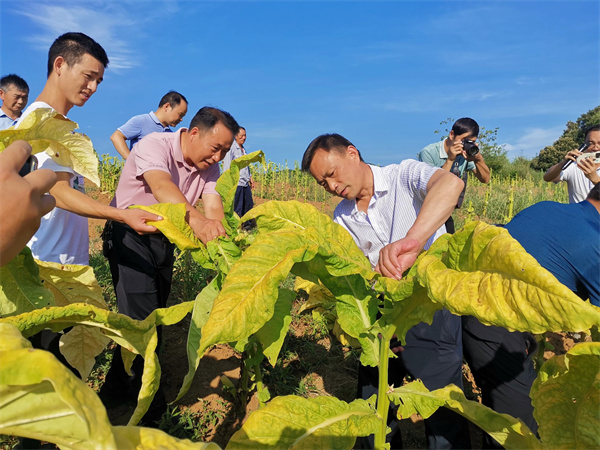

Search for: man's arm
xmin=50 ymin=172 xmax=160 ymax=233
xmin=577 ymin=158 xmax=600 ymax=185
xmin=110 ymin=130 xmax=131 ymax=160
xmin=376 ymin=169 xmax=464 ymax=279
xmin=143 ymin=170 xmax=226 ymax=244
xmin=543 ymin=148 xmax=584 ymax=182
xmin=470 ymin=154 xmax=491 ymax=183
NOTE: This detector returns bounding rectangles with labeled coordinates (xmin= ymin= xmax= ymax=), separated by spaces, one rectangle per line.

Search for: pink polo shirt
xmin=111 ymin=128 xmax=220 ymax=209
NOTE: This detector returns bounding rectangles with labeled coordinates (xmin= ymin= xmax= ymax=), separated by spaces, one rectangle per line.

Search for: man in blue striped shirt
xmin=303 ymin=133 xmax=471 ymax=449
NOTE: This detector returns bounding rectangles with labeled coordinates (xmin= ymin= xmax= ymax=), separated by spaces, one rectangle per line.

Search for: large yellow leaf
xmin=0 ymin=107 xmax=100 ymax=186
xmin=0 ymin=323 xmax=221 ymax=450
xmin=0 ymin=248 xmax=54 ymax=317
xmin=36 ymin=259 xmax=106 ymax=309
xmin=416 ymin=221 xmax=600 ymax=333
xmin=227 ymin=395 xmax=380 ymax=449
xmin=59 ymin=325 xmax=111 ymax=380
xmin=531 ymin=342 xmax=600 ymax=449
xmin=389 ymin=381 xmax=542 ymax=450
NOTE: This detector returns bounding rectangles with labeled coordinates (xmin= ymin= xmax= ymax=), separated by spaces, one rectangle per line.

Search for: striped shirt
xmin=333 ymin=160 xmax=446 ymax=268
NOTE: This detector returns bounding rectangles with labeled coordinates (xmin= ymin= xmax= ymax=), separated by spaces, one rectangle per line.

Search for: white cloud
xmin=14 ymin=2 xmax=179 ymax=71
xmin=502 ymin=125 xmax=565 ymax=157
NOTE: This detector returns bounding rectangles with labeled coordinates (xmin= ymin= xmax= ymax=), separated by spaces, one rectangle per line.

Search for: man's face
xmin=164 ymin=102 xmax=188 ymax=127
xmin=309 ymin=146 xmax=361 ymax=199
xmin=0 ymin=84 xmax=29 ymax=118
xmin=585 ymin=130 xmax=600 ymax=152
xmin=186 ymin=122 xmax=234 ymax=170
xmin=56 ymin=53 xmax=105 ymax=109
xmin=235 ymin=129 xmax=246 ymax=146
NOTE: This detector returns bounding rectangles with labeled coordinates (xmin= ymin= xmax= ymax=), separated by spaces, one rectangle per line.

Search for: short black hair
xmin=0 ymin=74 xmax=29 ymax=93
xmin=189 ymin=106 xmax=239 ymax=137
xmin=158 ymin=90 xmax=187 ymax=108
xmin=301 ymin=133 xmax=363 ymax=172
xmin=585 ymin=124 xmax=600 ymax=139
xmin=47 ymin=32 xmax=109 ymax=78
xmin=452 ymin=117 xmax=479 ymax=138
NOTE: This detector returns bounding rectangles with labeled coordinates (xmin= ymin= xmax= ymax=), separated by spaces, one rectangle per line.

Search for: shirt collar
xmin=439 ymin=140 xmax=448 ymax=159
xmin=149 ymin=111 xmax=169 ymax=130
xmin=173 ymin=128 xmax=196 ymax=171
xmin=348 ymin=164 xmax=388 ymax=217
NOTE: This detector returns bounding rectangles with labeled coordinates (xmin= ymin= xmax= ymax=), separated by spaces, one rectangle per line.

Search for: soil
xmin=85 ymin=187 xmax=581 ymax=449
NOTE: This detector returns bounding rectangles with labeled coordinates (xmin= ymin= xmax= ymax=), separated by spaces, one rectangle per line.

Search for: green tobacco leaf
xmin=227 ymin=395 xmax=380 ymax=450
xmin=0 ymin=323 xmax=221 ymax=450
xmin=375 ymin=278 xmax=442 ymax=345
xmin=0 ymin=323 xmax=117 ymax=449
xmin=417 ymin=221 xmax=600 ymax=333
xmin=217 ymin=150 xmax=265 ymax=233
xmin=0 ymin=107 xmax=100 ymax=186
xmin=531 ymin=342 xmax=600 ymax=449
xmin=0 ymin=247 xmax=54 ymax=317
xmin=295 ymin=277 xmax=337 ymax=313
xmin=255 ymin=288 xmax=295 ymax=366
xmin=174 ymin=277 xmax=222 ymax=403
xmin=389 ymin=381 xmax=542 ymax=450
xmin=242 ymin=201 xmax=374 ymax=278
xmin=207 ymin=237 xmax=243 ymax=275
xmin=36 ymin=259 xmax=107 ymax=309
xmin=59 ymin=325 xmax=111 ymax=380
xmin=131 ymin=203 xmax=215 ymax=270
xmin=198 ymin=230 xmax=319 ymax=357
xmin=0 ymin=302 xmax=193 ymax=425
xmin=112 ymin=426 xmax=222 ymax=449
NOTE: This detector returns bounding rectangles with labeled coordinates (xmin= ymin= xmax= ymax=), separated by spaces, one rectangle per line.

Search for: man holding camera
xmin=543 ymin=124 xmax=600 ymax=203
xmin=418 ymin=117 xmax=490 ymax=233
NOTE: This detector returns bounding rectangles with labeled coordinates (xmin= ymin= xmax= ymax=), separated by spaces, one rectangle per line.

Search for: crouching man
xmin=302 ymin=134 xmax=471 ymax=449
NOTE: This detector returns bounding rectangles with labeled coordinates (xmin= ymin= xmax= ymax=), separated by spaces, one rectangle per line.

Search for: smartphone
xmin=18 ymin=155 xmax=38 ymax=177
xmin=576 ymin=151 xmax=600 ymax=164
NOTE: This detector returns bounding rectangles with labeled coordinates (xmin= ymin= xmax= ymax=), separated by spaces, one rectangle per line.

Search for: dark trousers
xmin=234 ymin=184 xmax=254 ymax=216
xmin=357 ymin=309 xmax=471 ymax=449
xmin=100 ymin=222 xmax=175 ymax=422
xmin=462 ymin=316 xmax=538 ymax=449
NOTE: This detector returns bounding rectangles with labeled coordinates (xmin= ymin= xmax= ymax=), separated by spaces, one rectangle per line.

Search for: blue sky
xmin=1 ymin=0 xmax=598 ymax=166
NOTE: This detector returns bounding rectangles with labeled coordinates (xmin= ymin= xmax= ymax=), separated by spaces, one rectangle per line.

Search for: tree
xmin=531 ymin=106 xmax=600 ymax=172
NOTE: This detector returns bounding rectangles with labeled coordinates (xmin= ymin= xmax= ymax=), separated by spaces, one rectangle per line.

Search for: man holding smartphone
xmin=544 ymin=124 xmax=600 ymax=203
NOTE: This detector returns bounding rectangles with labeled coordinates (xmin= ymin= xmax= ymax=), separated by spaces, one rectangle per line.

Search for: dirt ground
xmin=86 ymin=188 xmax=581 ymax=449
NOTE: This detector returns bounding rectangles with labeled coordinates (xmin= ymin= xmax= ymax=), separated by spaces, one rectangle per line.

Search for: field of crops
xmin=3 ymin=150 xmax=596 ymax=450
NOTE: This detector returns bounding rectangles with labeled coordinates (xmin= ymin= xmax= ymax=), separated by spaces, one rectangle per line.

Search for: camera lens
xmin=462 ymin=140 xmax=479 ymax=157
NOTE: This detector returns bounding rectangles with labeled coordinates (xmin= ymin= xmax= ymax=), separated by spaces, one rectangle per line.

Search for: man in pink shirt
xmin=100 ymin=106 xmax=239 ymax=425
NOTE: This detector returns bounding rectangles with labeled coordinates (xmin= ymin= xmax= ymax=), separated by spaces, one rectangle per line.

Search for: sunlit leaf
xmin=531 ymin=342 xmax=600 ymax=449
xmin=0 ymin=247 xmax=54 ymax=317
xmin=59 ymin=325 xmax=111 ymax=380
xmin=255 ymin=288 xmax=295 ymax=366
xmin=416 ymin=222 xmax=600 ymax=333
xmin=0 ymin=107 xmax=100 ymax=186
xmin=227 ymin=395 xmax=380 ymax=450
xmin=389 ymin=380 xmax=542 ymax=450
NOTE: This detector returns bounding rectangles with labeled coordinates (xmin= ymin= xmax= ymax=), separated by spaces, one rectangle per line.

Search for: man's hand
xmin=188 ymin=212 xmax=227 ymax=244
xmin=578 ymin=157 xmax=600 ymax=184
xmin=121 ymin=208 xmax=162 ymax=234
xmin=375 ymin=237 xmax=421 ymax=280
xmin=447 ymin=138 xmax=465 ymax=161
xmin=0 ymin=140 xmax=57 ymax=265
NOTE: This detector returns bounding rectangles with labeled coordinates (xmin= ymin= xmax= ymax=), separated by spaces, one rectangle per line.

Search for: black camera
xmin=462 ymin=139 xmax=479 ymax=157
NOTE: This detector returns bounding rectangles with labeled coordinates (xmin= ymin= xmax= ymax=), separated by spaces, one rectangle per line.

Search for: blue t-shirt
xmin=118 ymin=111 xmax=171 ymax=150
xmin=505 ymin=200 xmax=600 ymax=306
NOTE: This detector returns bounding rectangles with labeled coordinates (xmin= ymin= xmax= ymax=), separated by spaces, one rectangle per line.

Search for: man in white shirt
xmin=302 ymin=133 xmax=471 ymax=449
xmin=18 ymin=32 xmax=159 ymax=265
xmin=543 ymin=125 xmax=600 ymax=203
